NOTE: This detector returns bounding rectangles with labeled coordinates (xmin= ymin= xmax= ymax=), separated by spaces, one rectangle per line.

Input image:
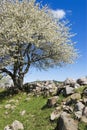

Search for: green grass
xmin=0 ymin=87 xmax=87 ymax=130
xmin=78 ymin=121 xmax=87 ymax=130
xmin=57 ymin=94 xmax=65 ymax=105
xmin=0 ymin=91 xmax=56 ymax=130
xmin=75 ymin=86 xmax=87 ymax=94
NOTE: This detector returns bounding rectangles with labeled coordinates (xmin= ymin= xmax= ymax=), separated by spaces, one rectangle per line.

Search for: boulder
xmin=56 ymin=112 xmax=78 ymax=130
xmin=4 ymin=120 xmax=24 ymax=130
xmin=62 ymin=105 xmax=73 ymax=114
xmin=50 ymin=107 xmax=61 ymax=121
xmin=70 ymin=93 xmax=81 ymax=100
xmin=5 ymin=104 xmax=11 ymax=109
xmin=11 ymin=120 xmax=24 ymax=130
xmin=4 ymin=125 xmax=12 ymax=130
xmin=81 ymin=116 xmax=87 ymax=123
xmin=77 ymin=77 xmax=87 ymax=85
xmin=64 ymin=78 xmax=76 ymax=87
xmin=83 ymin=88 xmax=87 ymax=96
xmin=83 ymin=98 xmax=87 ymax=105
xmin=65 ymin=98 xmax=74 ymax=106
xmin=74 ymin=83 xmax=80 ymax=88
xmin=75 ymin=111 xmax=82 ymax=120
xmin=82 ymin=107 xmax=87 ymax=117
xmin=47 ymin=96 xmax=58 ymax=107
xmin=74 ymin=102 xmax=85 ymax=111
xmin=64 ymin=86 xmax=74 ymax=96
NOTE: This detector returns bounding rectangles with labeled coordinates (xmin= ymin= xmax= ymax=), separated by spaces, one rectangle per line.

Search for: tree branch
xmin=0 ymin=68 xmax=13 ymax=78
xmin=23 ymin=51 xmax=30 ymax=75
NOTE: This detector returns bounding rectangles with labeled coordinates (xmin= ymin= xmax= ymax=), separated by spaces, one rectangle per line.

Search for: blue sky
xmin=24 ymin=0 xmax=87 ymax=83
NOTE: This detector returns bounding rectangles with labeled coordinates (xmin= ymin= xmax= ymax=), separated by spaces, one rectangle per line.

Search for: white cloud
xmin=51 ymin=9 xmax=66 ymax=19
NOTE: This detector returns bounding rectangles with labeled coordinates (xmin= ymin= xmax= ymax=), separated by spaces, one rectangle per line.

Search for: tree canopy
xmin=0 ymin=0 xmax=78 ymax=89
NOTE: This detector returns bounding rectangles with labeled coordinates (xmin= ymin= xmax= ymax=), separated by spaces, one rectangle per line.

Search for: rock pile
xmin=23 ymin=77 xmax=87 ymax=97
xmin=3 ymin=76 xmax=87 ymax=130
xmin=24 ymin=80 xmax=58 ymax=96
xmin=48 ymin=77 xmax=87 ymax=130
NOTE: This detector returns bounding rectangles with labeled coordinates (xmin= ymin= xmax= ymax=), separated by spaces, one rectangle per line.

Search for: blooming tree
xmin=0 ymin=0 xmax=77 ymax=89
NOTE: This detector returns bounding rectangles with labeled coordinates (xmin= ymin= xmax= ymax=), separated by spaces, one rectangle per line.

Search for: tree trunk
xmin=12 ymin=75 xmax=24 ymax=90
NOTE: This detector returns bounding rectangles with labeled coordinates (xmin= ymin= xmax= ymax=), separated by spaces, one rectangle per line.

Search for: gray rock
xmin=70 ymin=93 xmax=81 ymax=100
xmin=47 ymin=96 xmax=58 ymax=107
xmin=74 ymin=102 xmax=85 ymax=111
xmin=56 ymin=112 xmax=78 ymax=130
xmin=4 ymin=125 xmax=12 ymax=130
xmin=5 ymin=104 xmax=11 ymax=109
xmin=83 ymin=88 xmax=87 ymax=96
xmin=75 ymin=111 xmax=82 ymax=120
xmin=74 ymin=83 xmax=80 ymax=88
xmin=62 ymin=106 xmax=73 ymax=114
xmin=11 ymin=120 xmax=24 ymax=130
xmin=77 ymin=77 xmax=87 ymax=85
xmin=20 ymin=110 xmax=26 ymax=116
xmin=82 ymin=107 xmax=87 ymax=117
xmin=50 ymin=107 xmax=61 ymax=120
xmin=64 ymin=86 xmax=74 ymax=96
xmin=64 ymin=78 xmax=76 ymax=87
xmin=4 ymin=120 xmax=24 ymax=130
xmin=81 ymin=116 xmax=87 ymax=123
xmin=83 ymin=98 xmax=87 ymax=105
xmin=25 ymin=97 xmax=30 ymax=101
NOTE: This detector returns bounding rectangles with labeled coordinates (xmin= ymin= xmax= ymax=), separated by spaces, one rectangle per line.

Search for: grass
xmin=57 ymin=94 xmax=65 ymax=105
xmin=0 ymin=86 xmax=87 ymax=130
xmin=78 ymin=121 xmax=87 ymax=130
xmin=0 ymin=90 xmax=56 ymax=130
xmin=75 ymin=86 xmax=87 ymax=94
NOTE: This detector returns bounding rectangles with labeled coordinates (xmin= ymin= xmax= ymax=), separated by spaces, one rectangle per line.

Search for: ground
xmin=0 ymin=89 xmax=56 ymax=130
xmin=0 ymin=87 xmax=87 ymax=130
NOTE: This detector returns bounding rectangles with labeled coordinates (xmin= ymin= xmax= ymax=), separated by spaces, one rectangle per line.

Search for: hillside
xmin=0 ymin=77 xmax=87 ymax=130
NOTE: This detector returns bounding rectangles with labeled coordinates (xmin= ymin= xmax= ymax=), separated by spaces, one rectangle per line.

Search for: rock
xmin=4 ymin=125 xmax=12 ymax=130
xmin=70 ymin=93 xmax=81 ymax=100
xmin=5 ymin=104 xmax=11 ymax=109
xmin=57 ymin=85 xmax=64 ymax=95
xmin=74 ymin=102 xmax=85 ymax=111
xmin=43 ymin=91 xmax=50 ymax=97
xmin=83 ymin=88 xmax=87 ymax=96
xmin=50 ymin=107 xmax=61 ymax=121
xmin=11 ymin=120 xmax=24 ymax=130
xmin=4 ymin=104 xmax=16 ymax=110
xmin=77 ymin=77 xmax=87 ymax=85
xmin=5 ymin=111 xmax=9 ymax=115
xmin=20 ymin=110 xmax=26 ymax=116
xmin=81 ymin=116 xmax=87 ymax=123
xmin=4 ymin=120 xmax=24 ymax=130
xmin=65 ymin=98 xmax=74 ymax=106
xmin=56 ymin=112 xmax=78 ymax=130
xmin=64 ymin=86 xmax=74 ymax=96
xmin=82 ymin=107 xmax=87 ymax=117
xmin=75 ymin=111 xmax=82 ymax=120
xmin=47 ymin=96 xmax=58 ymax=107
xmin=11 ymin=105 xmax=16 ymax=110
xmin=83 ymin=98 xmax=87 ymax=105
xmin=64 ymin=78 xmax=76 ymax=87
xmin=25 ymin=97 xmax=30 ymax=101
xmin=62 ymin=105 xmax=73 ymax=114
xmin=7 ymin=99 xmax=19 ymax=104
xmin=74 ymin=83 xmax=80 ymax=88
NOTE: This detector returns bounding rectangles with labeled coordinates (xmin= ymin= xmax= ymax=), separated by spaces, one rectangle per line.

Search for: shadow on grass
xmin=41 ymin=104 xmax=49 ymax=110
xmin=0 ymin=87 xmax=20 ymax=102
